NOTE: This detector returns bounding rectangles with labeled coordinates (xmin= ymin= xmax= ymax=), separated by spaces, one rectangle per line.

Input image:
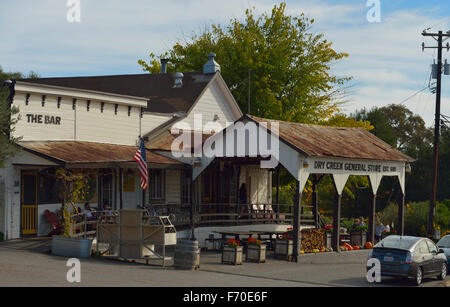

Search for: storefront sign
xmin=26 ymin=114 xmax=61 ymax=125
xmin=313 ymin=160 xmax=397 ymax=173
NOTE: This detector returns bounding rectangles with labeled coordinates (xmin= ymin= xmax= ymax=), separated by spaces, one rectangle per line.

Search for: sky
xmin=1 ymin=0 xmax=450 ymax=126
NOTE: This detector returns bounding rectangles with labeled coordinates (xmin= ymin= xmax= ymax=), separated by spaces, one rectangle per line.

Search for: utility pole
xmin=422 ymin=30 xmax=450 ymax=238
xmin=248 ymin=69 xmax=252 ymax=115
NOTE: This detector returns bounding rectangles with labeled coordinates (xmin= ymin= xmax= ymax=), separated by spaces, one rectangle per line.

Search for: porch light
xmin=405 ymin=163 xmax=412 ymax=174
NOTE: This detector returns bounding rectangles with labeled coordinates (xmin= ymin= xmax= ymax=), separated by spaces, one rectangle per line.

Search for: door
xmin=21 ymin=172 xmax=38 ymax=236
xmin=415 ymin=240 xmax=433 ymax=276
xmin=426 ymin=239 xmax=441 ymax=273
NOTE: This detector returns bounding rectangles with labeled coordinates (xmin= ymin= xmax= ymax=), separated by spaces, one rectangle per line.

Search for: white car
xmin=437 ymin=235 xmax=450 ymax=269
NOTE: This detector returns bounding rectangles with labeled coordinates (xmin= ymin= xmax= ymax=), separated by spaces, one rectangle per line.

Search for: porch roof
xmin=247 ymin=115 xmax=414 ymax=163
xmin=18 ymin=141 xmax=184 ymax=166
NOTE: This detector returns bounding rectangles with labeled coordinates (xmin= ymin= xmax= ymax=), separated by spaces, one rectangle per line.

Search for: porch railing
xmin=145 ymin=203 xmax=317 ymax=228
xmin=69 ymin=210 xmax=119 ymax=238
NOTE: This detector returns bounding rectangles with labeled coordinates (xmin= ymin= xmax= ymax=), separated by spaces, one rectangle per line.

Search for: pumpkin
xmin=364 ymin=242 xmax=373 ymax=249
xmin=352 ymin=246 xmax=359 ymax=250
xmin=300 ymin=250 xmax=305 ymax=254
xmin=320 ymin=247 xmax=326 ymax=253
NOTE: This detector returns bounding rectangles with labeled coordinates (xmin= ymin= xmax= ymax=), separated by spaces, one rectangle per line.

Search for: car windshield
xmin=375 ymin=236 xmax=418 ymax=250
xmin=437 ymin=236 xmax=450 ymax=248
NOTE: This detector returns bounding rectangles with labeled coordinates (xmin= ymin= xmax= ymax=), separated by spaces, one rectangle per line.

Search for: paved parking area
xmin=0 ymin=239 xmax=448 ymax=287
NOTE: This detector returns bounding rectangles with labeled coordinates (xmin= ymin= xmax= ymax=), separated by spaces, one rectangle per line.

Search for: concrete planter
xmin=222 ymin=246 xmax=243 ymax=265
xmin=246 ymin=244 xmax=266 ymax=263
xmin=274 ymin=239 xmax=293 ymax=260
xmin=350 ymin=231 xmax=367 ymax=247
xmin=324 ymin=233 xmax=332 ymax=249
xmin=52 ymin=236 xmax=92 ymax=258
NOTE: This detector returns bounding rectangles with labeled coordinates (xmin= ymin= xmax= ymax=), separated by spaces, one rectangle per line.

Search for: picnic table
xmin=250 ymin=230 xmax=288 ymax=250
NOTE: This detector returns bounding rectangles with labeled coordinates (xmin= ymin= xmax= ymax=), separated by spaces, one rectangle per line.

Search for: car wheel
xmin=414 ymin=267 xmax=423 ymax=286
xmin=437 ymin=263 xmax=447 ymax=280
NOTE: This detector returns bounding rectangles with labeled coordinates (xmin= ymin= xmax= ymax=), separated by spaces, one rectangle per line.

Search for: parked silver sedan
xmin=437 ymin=235 xmax=450 ymax=269
xmin=367 ymin=235 xmax=448 ymax=285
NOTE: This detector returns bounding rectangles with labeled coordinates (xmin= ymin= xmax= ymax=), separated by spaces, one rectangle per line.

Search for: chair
xmin=204 ymin=233 xmax=221 ymax=251
xmin=44 ymin=210 xmax=63 ymax=236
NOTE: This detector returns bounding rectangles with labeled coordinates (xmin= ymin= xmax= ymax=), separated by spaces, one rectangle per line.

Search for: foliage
xmin=139 ymin=3 xmax=352 ymax=123
xmin=56 ymin=169 xmax=90 ymax=237
xmin=380 ymin=200 xmax=450 ymax=237
xmin=0 ymin=66 xmax=39 ymax=167
xmin=226 ymin=238 xmax=240 ymax=247
xmin=352 ymin=104 xmax=436 ymax=205
xmin=322 ymin=224 xmax=333 ymax=233
xmin=248 ymin=237 xmax=262 ymax=245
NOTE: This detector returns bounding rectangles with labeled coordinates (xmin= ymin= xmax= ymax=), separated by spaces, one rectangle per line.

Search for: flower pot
xmin=246 ymin=244 xmax=266 ymax=263
xmin=350 ymin=231 xmax=367 ymax=247
xmin=222 ymin=246 xmax=243 ymax=265
xmin=274 ymin=239 xmax=293 ymax=261
xmin=324 ymin=233 xmax=332 ymax=249
xmin=52 ymin=236 xmax=92 ymax=258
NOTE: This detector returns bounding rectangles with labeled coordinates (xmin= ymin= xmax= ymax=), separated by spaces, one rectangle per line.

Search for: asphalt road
xmin=0 ymin=239 xmax=448 ymax=287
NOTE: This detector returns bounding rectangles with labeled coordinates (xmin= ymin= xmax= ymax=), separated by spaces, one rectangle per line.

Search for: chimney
xmin=203 ymin=52 xmax=221 ymax=74
xmin=173 ymin=72 xmax=184 ymax=88
xmin=161 ymin=59 xmax=169 ymax=74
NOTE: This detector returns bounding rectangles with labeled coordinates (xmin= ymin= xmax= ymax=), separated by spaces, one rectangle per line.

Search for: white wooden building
xmin=0 ymin=54 xmax=414 ymax=258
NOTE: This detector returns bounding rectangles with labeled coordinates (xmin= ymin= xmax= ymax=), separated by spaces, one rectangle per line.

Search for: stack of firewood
xmin=301 ymin=228 xmax=324 ymax=251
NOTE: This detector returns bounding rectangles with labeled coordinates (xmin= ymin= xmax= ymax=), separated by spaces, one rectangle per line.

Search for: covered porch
xmin=188 ymin=115 xmax=414 ymax=260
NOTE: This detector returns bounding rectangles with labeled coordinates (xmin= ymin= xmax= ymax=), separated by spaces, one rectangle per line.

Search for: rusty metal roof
xmin=19 ymin=141 xmax=184 ymax=165
xmin=247 ymin=115 xmax=415 ymax=162
xmin=148 ymin=129 xmax=214 ymax=152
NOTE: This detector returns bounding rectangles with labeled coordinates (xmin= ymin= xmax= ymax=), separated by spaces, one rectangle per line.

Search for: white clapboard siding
xmin=165 ymin=169 xmax=180 ymax=204
xmin=141 ymin=113 xmax=173 ymax=136
xmin=13 ymin=93 xmax=75 ymax=141
xmin=173 ymin=80 xmax=237 ymax=131
xmin=76 ymin=101 xmax=140 ymax=146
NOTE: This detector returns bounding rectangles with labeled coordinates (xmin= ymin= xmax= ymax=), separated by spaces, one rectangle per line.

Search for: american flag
xmin=134 ymin=138 xmax=148 ymax=190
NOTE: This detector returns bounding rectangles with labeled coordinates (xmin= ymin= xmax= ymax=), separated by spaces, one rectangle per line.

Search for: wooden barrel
xmin=174 ymin=239 xmax=200 ymax=270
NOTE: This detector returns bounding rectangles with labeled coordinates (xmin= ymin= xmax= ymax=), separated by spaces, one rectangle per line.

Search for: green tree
xmin=1 ymin=67 xmax=27 ymax=166
xmin=139 ymin=3 xmax=351 ymax=123
xmin=352 ymin=104 xmax=435 ymax=205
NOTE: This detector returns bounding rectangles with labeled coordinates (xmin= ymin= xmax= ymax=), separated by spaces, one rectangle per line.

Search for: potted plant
xmin=51 ymin=169 xmax=93 ymax=259
xmin=350 ymin=225 xmax=368 ymax=246
xmin=275 ymin=228 xmax=294 ymax=260
xmin=322 ymin=224 xmax=333 ymax=249
xmin=381 ymin=229 xmax=397 ymax=239
xmin=246 ymin=237 xmax=266 ymax=263
xmin=222 ymin=238 xmax=243 ymax=265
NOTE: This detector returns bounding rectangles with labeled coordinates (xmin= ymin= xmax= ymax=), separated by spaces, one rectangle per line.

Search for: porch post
xmin=368 ymin=193 xmax=376 ymax=244
xmin=293 ymin=179 xmax=302 ymax=262
xmin=190 ymin=168 xmax=196 ymax=240
xmin=398 ymin=192 xmax=405 ymax=236
xmin=332 ymin=193 xmax=342 ymax=253
xmin=312 ymin=175 xmax=319 ymax=228
xmin=114 ymin=169 xmax=118 ymax=210
xmin=119 ymin=168 xmax=123 ymax=210
xmin=276 ymin=165 xmax=280 ymax=219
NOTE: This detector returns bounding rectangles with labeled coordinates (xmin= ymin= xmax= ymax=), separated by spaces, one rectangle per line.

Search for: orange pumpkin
xmin=320 ymin=247 xmax=325 ymax=252
xmin=352 ymin=246 xmax=359 ymax=250
xmin=364 ymin=242 xmax=373 ymax=249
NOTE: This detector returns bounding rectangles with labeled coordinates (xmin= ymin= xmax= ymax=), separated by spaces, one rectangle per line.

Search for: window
xmin=426 ymin=240 xmax=438 ymax=254
xmin=38 ymin=169 xmax=60 ymax=204
xmin=149 ymin=169 xmax=165 ymax=200
xmin=415 ymin=240 xmax=430 ymax=254
xmin=181 ymin=170 xmax=191 ymax=204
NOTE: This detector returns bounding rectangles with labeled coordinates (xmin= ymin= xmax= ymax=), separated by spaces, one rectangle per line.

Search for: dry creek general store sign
xmin=313 ymin=160 xmax=397 ymax=173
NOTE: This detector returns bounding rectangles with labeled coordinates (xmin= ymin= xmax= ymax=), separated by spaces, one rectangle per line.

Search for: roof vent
xmin=161 ymin=59 xmax=169 ymax=74
xmin=173 ymin=72 xmax=184 ymax=88
xmin=203 ymin=52 xmax=221 ymax=74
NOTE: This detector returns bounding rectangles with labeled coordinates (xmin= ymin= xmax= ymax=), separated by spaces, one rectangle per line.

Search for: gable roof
xmin=246 ymin=115 xmax=415 ymax=163
xmin=17 ymin=72 xmax=216 ymax=114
